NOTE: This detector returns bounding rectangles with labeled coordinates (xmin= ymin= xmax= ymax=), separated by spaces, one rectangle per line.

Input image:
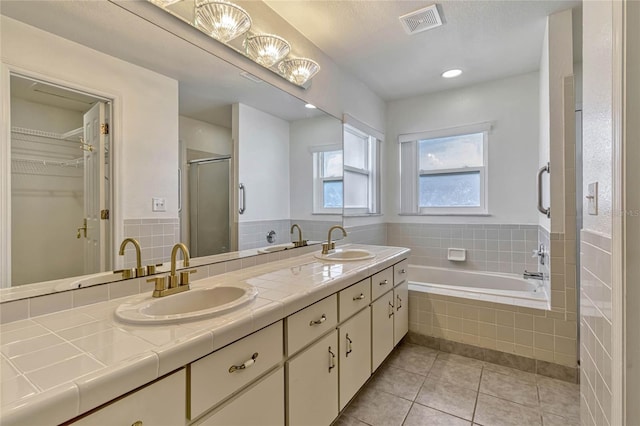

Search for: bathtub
xmin=408 ymin=265 xmax=550 ymax=310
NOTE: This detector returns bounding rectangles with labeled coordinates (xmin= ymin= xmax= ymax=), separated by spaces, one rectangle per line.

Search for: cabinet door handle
xmin=132 ymin=422 xmax=143 ymax=426
xmin=397 ymin=295 xmax=402 ymax=311
xmin=310 ymin=314 xmax=327 ymax=326
xmin=388 ymin=301 xmax=395 ymax=318
xmin=228 ymin=352 xmax=259 ymax=373
xmin=328 ymin=346 xmax=336 ymax=372
xmin=346 ymin=334 xmax=353 ymax=357
xmin=379 ymin=279 xmax=389 ymax=286
xmin=399 ymin=268 xmax=407 ymax=274
xmin=353 ymin=293 xmax=365 ymax=301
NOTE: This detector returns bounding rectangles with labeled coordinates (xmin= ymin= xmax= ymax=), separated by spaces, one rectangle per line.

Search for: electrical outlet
xmin=152 ymin=197 xmax=166 ymax=212
xmin=587 ymin=182 xmax=598 ymax=215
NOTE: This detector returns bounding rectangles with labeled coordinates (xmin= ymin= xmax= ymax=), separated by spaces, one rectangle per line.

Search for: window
xmin=343 ymin=124 xmax=380 ymax=215
xmin=399 ymin=123 xmax=490 ymax=215
xmin=313 ymin=147 xmax=343 ymax=213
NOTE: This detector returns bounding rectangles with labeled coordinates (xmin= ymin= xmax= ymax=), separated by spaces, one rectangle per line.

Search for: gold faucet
xmin=322 ymin=225 xmax=347 ymax=254
xmin=290 ymin=224 xmax=307 ymax=248
xmin=118 ymin=238 xmax=145 ymax=278
xmin=148 ymin=243 xmax=196 ymax=298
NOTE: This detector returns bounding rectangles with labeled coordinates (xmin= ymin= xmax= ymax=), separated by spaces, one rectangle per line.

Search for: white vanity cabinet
xmin=371 ymin=288 xmax=396 ymax=371
xmin=71 ymin=369 xmax=186 ymax=426
xmin=196 ymin=368 xmax=284 ymax=426
xmin=394 ymin=281 xmax=409 ymax=347
xmin=287 ymin=330 xmax=339 ymax=426
xmin=338 ymin=307 xmax=371 ymax=410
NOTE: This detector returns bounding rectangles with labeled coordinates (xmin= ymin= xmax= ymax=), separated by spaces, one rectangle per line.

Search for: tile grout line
xmin=471 ymin=364 xmax=484 ymax=425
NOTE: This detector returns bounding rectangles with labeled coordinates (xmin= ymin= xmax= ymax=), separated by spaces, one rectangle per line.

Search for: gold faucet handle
xmin=179 ymin=269 xmax=197 ymax=286
xmin=114 ymin=269 xmax=134 ymax=279
xmin=145 ymin=263 xmax=163 ymax=275
xmin=134 ymin=266 xmax=147 ymax=278
xmin=148 ymin=276 xmax=167 ymax=297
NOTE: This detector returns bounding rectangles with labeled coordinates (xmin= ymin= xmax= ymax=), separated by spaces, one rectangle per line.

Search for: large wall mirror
xmin=0 ymin=1 xmax=342 ymax=297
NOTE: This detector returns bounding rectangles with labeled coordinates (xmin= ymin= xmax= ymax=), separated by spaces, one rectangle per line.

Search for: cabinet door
xmin=287 ymin=330 xmax=339 ymax=426
xmin=72 ymin=369 xmax=185 ymax=426
xmin=371 ymin=290 xmax=394 ymax=372
xmin=393 ymin=281 xmax=409 ymax=346
xmin=197 ymin=368 xmax=284 ymax=426
xmin=339 ymin=307 xmax=371 ymax=410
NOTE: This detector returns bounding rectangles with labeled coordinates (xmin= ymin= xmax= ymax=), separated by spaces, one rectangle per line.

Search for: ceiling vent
xmin=399 ymin=4 xmax=443 ymax=35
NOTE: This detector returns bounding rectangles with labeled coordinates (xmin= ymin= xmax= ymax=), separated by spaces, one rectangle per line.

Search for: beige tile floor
xmin=335 ymin=342 xmax=580 ymax=426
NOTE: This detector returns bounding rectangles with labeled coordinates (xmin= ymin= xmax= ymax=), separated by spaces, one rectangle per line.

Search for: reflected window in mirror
xmin=312 ymin=147 xmax=343 ymax=214
xmin=343 ymin=124 xmax=381 ymax=216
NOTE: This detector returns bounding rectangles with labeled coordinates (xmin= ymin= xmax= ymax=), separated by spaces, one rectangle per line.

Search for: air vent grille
xmin=399 ymin=4 xmax=442 ymax=35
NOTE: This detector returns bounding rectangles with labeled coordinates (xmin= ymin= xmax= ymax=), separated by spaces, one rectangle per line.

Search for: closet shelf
xmin=11 ymin=126 xmax=83 ymax=141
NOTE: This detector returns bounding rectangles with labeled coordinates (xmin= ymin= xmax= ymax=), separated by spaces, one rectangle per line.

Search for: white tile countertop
xmin=0 ymin=244 xmax=409 ymax=426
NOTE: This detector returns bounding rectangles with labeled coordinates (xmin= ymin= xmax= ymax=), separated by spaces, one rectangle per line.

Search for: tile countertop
xmin=0 ymin=244 xmax=409 ymax=426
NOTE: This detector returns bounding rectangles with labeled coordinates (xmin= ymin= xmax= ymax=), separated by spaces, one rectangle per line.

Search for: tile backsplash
xmin=122 ymin=218 xmax=180 ymax=268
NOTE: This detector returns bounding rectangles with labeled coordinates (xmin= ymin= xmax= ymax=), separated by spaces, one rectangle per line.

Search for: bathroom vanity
xmin=0 ymin=245 xmax=409 ymax=426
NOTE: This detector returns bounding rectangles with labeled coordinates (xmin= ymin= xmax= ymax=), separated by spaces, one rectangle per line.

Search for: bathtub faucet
xmin=523 ymin=270 xmax=543 ymax=280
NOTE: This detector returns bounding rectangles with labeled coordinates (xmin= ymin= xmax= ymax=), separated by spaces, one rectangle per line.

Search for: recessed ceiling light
xmin=442 ymin=69 xmax=463 ymax=78
xmin=304 ymin=103 xmax=317 ymax=109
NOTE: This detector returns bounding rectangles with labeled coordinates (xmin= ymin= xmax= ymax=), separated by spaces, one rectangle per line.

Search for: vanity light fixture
xmin=442 ymin=69 xmax=463 ymax=78
xmin=304 ymin=103 xmax=317 ymax=109
xmin=278 ymin=58 xmax=321 ymax=86
xmin=195 ymin=0 xmax=252 ymax=43
xmin=245 ymin=34 xmax=291 ymax=67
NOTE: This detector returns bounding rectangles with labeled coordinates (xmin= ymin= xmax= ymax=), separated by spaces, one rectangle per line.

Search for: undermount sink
xmin=115 ymin=283 xmax=258 ymax=324
xmin=257 ymin=243 xmax=294 ymax=254
xmin=314 ymin=248 xmax=376 ymax=262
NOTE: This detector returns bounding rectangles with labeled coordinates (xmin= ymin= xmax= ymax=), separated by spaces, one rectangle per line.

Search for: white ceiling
xmin=264 ymin=0 xmax=581 ymax=101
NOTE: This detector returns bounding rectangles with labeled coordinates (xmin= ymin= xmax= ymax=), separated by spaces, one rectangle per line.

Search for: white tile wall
xmin=579 ymin=230 xmax=613 ymax=426
xmin=122 ymin=218 xmax=180 ymax=268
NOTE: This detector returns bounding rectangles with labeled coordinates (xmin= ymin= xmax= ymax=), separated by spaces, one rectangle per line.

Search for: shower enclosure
xmin=188 ymin=157 xmax=231 ymax=257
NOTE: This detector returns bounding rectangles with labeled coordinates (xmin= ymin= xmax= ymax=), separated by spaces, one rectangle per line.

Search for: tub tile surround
xmin=387 ymin=223 xmax=539 ymax=275
xmin=0 ymin=245 xmax=409 ymax=425
xmin=337 ymin=341 xmax=580 ymax=426
xmin=579 ymin=231 xmax=613 ymax=426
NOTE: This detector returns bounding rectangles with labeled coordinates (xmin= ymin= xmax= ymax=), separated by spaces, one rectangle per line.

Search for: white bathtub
xmin=408 ymin=265 xmax=550 ymax=310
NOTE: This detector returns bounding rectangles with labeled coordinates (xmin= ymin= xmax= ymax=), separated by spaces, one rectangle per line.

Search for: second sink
xmin=314 ymin=248 xmax=375 ymax=262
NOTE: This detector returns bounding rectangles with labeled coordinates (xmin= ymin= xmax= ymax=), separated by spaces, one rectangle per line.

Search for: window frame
xmin=312 ymin=147 xmax=343 ymax=214
xmin=343 ymin=124 xmax=381 ymax=216
xmin=399 ymin=123 xmax=491 ymax=216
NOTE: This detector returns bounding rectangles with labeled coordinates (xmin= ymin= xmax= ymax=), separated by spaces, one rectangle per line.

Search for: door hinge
xmin=100 ymin=209 xmax=110 ymax=220
xmin=100 ymin=123 xmax=109 ymax=135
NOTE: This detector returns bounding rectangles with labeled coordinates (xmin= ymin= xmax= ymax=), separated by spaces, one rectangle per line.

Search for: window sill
xmin=312 ymin=212 xmax=343 ymax=216
xmin=399 ymin=213 xmax=492 ymax=217
xmin=343 ymin=213 xmax=384 ymax=218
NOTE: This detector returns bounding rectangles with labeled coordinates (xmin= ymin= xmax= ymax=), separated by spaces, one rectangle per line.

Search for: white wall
xmin=179 ymin=115 xmax=232 ymax=156
xmin=385 ymin=71 xmax=540 ymax=224
xmin=538 ymin=22 xmax=551 ymax=231
xmin=234 ymin=103 xmax=290 ymax=222
xmin=1 ymin=17 xmax=179 ymax=274
xmin=289 ymin=115 xmax=342 ymax=222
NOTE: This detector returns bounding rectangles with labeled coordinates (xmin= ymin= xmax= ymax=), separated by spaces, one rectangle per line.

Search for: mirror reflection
xmin=1 ymin=1 xmax=342 ymax=296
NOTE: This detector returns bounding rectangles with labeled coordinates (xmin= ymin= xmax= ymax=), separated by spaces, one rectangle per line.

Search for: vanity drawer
xmin=338 ymin=278 xmax=371 ymax=321
xmin=371 ymin=267 xmax=394 ymax=300
xmin=394 ymin=259 xmax=409 ymax=286
xmin=189 ymin=321 xmax=283 ymax=419
xmin=286 ymin=294 xmax=337 ymax=356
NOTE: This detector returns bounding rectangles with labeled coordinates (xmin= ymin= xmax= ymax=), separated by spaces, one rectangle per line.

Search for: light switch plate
xmin=152 ymin=197 xmax=166 ymax=212
xmin=587 ymin=182 xmax=598 ymax=215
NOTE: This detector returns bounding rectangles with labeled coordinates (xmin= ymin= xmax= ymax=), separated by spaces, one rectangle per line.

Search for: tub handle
xmin=380 ymin=279 xmax=389 ymax=286
xmin=388 ymin=301 xmax=395 ymax=318
xmin=396 ymin=295 xmax=402 ymax=311
xmin=537 ymin=163 xmax=550 ymax=218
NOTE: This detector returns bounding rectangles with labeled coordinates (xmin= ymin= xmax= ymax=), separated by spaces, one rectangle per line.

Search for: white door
xmin=83 ymin=102 xmax=107 ymax=274
xmin=339 ymin=307 xmax=371 ymax=410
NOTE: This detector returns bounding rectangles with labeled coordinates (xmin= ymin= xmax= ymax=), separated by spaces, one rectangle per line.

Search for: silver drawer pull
xmin=310 ymin=314 xmax=327 ymax=326
xmin=388 ymin=301 xmax=395 ymax=318
xmin=346 ymin=334 xmax=353 ymax=357
xmin=132 ymin=422 xmax=143 ymax=426
xmin=379 ymin=279 xmax=389 ymax=286
xmin=228 ymin=352 xmax=259 ymax=373
xmin=328 ymin=346 xmax=336 ymax=371
xmin=397 ymin=295 xmax=402 ymax=311
xmin=353 ymin=293 xmax=365 ymax=301
xmin=399 ymin=268 xmax=406 ymax=274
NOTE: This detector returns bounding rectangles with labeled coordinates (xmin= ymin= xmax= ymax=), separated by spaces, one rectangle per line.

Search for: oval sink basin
xmin=257 ymin=243 xmax=294 ymax=254
xmin=314 ymin=248 xmax=375 ymax=262
xmin=115 ymin=283 xmax=258 ymax=325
